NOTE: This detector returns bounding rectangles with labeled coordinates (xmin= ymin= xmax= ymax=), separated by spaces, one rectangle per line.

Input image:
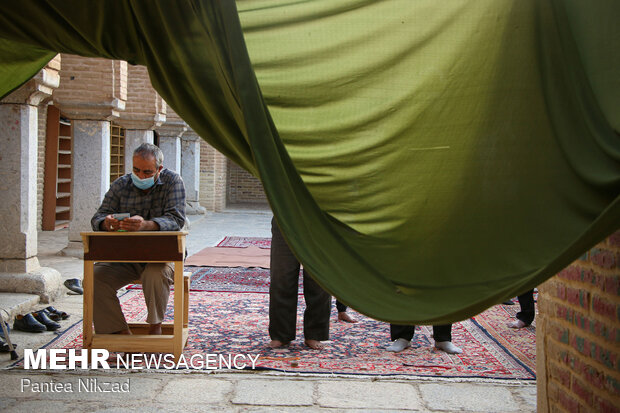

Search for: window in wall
xmin=110 ymin=123 xmax=125 ymax=183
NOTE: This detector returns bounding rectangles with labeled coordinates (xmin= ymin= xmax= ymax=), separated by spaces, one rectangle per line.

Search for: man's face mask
xmin=131 ymin=172 xmax=156 ymax=190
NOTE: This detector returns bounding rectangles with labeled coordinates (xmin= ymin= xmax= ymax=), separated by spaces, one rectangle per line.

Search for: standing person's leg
xmin=508 ymin=289 xmax=535 ymax=328
xmin=268 ymin=217 xmax=301 ymax=347
xmin=93 ymin=263 xmax=141 ymax=334
xmin=336 ymin=299 xmax=357 ymax=323
xmin=302 ymin=269 xmax=331 ymax=349
xmin=141 ymin=262 xmax=174 ymax=335
xmin=433 ymin=324 xmax=462 ymax=354
xmin=387 ymin=324 xmax=415 ymax=352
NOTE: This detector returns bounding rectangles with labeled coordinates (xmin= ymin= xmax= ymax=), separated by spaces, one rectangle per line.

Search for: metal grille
xmin=110 ymin=123 xmax=125 ymax=183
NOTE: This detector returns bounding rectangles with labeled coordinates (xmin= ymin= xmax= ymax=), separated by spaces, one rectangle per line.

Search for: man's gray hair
xmin=133 ymin=143 xmax=164 ymax=168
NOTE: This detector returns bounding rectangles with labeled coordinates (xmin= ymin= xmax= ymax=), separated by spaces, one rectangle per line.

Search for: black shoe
xmin=64 ymin=278 xmax=83 ymax=295
xmin=33 ymin=311 xmax=61 ymax=331
xmin=0 ymin=337 xmax=17 ymax=352
xmin=502 ymin=299 xmax=515 ymax=305
xmin=45 ymin=306 xmax=69 ymax=320
xmin=13 ymin=314 xmax=47 ymax=333
xmin=39 ymin=308 xmax=61 ymax=322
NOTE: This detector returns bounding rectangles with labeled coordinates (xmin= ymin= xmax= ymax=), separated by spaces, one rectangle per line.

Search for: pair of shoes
xmin=13 ymin=314 xmax=47 ymax=333
xmin=39 ymin=308 xmax=61 ymax=322
xmin=32 ymin=311 xmax=61 ymax=331
xmin=45 ymin=306 xmax=69 ymax=320
xmin=386 ymin=338 xmax=411 ymax=353
xmin=13 ymin=311 xmax=62 ymax=332
xmin=64 ymin=278 xmax=83 ymax=295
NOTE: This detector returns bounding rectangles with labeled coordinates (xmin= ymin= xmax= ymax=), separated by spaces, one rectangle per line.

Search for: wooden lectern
xmin=81 ymin=231 xmax=189 ymax=361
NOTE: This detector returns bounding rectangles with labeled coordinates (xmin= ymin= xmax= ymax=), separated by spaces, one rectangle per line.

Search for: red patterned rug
xmin=217 ymin=236 xmax=271 ymax=249
xmin=27 ymin=288 xmax=535 ymax=379
xmin=128 ymin=266 xmax=299 ymax=292
xmin=184 ymin=266 xmax=302 ymax=292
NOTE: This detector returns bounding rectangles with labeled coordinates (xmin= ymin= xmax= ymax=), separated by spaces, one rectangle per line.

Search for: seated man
xmin=91 ymin=143 xmax=186 ymax=335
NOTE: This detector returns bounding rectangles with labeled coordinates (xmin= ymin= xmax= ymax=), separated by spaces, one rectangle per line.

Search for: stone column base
xmin=60 ymin=241 xmax=85 ymax=259
xmin=186 ymin=201 xmax=207 ymax=215
xmin=0 ymin=267 xmax=63 ymax=303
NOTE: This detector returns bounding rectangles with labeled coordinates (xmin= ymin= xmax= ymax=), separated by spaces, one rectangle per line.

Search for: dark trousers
xmin=269 ymin=217 xmax=331 ymax=342
xmin=335 ymin=300 xmax=347 ymax=313
xmin=516 ymin=289 xmax=536 ymax=325
xmin=390 ymin=324 xmax=452 ymax=342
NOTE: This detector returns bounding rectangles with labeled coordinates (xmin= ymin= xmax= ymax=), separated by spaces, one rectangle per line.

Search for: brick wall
xmin=54 ymin=55 xmax=121 ymax=103
xmin=199 ymin=140 xmax=227 ymax=211
xmin=52 ymin=55 xmax=126 ymax=119
xmin=226 ymin=161 xmax=268 ymax=205
xmin=538 ymin=230 xmax=620 ymax=412
xmin=118 ymin=64 xmax=164 ymax=129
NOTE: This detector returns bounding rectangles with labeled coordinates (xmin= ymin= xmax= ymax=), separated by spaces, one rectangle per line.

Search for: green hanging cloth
xmin=0 ymin=0 xmax=617 ymax=323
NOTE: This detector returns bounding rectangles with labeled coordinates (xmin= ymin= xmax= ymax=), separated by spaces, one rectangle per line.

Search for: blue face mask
xmin=131 ymin=172 xmax=156 ymax=190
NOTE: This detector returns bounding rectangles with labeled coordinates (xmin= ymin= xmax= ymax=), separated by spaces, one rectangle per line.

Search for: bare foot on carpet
xmin=304 ymin=339 xmax=325 ymax=350
xmin=268 ymin=340 xmax=290 ymax=349
xmin=507 ymin=319 xmax=528 ymax=329
xmin=338 ymin=312 xmax=358 ymax=323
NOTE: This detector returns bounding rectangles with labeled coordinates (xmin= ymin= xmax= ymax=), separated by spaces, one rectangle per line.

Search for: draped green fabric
xmin=0 ymin=1 xmax=618 ymax=324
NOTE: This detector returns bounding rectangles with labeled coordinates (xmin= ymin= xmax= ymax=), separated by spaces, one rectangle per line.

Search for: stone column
xmin=117 ymin=64 xmax=165 ymax=174
xmin=67 ymin=121 xmax=111 ymax=246
xmin=124 ymin=130 xmax=154 ymax=174
xmin=52 ymin=55 xmax=127 ymax=256
xmin=181 ymin=130 xmax=206 ymax=215
xmin=159 ymin=134 xmax=182 ymax=173
xmin=156 ymin=104 xmax=186 ymax=174
xmin=0 ymin=59 xmax=63 ymax=302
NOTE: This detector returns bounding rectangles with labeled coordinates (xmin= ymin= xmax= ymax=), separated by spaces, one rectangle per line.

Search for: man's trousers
xmin=516 ymin=289 xmax=536 ymax=325
xmin=390 ymin=324 xmax=453 ymax=342
xmin=93 ymin=262 xmax=174 ymax=334
xmin=269 ymin=217 xmax=331 ymax=343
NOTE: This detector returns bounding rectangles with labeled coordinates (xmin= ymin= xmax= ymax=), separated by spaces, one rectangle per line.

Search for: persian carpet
xmin=217 ymin=236 xmax=271 ymax=249
xmin=27 ymin=289 xmax=536 ymax=380
xmin=128 ymin=266 xmax=294 ymax=293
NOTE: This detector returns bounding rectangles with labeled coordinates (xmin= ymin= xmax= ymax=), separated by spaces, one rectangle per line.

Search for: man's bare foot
xmin=304 ymin=339 xmax=325 ymax=350
xmin=338 ymin=312 xmax=358 ymax=323
xmin=507 ymin=319 xmax=528 ymax=329
xmin=268 ymin=340 xmax=289 ymax=348
xmin=149 ymin=324 xmax=162 ymax=335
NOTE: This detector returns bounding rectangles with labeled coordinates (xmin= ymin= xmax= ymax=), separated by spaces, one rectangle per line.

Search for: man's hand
xmin=118 ymin=216 xmax=159 ymax=231
xmin=103 ymin=215 xmax=120 ymax=232
xmin=119 ymin=215 xmax=145 ymax=232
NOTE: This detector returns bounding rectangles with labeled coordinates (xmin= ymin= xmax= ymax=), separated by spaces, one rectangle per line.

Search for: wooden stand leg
xmin=173 ymin=261 xmax=184 ymax=362
xmin=83 ymin=260 xmax=95 ymax=362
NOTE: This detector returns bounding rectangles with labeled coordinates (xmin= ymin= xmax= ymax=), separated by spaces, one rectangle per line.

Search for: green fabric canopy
xmin=0 ymin=0 xmax=618 ymax=324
